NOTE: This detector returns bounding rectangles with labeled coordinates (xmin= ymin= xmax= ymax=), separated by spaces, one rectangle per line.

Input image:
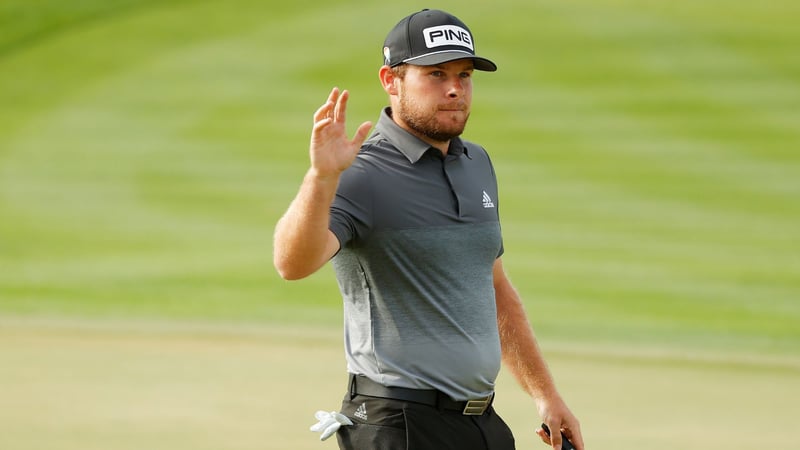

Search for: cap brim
xmin=403 ymin=51 xmax=497 ymax=72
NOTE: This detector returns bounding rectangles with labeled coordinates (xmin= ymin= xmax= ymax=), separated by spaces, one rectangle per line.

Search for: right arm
xmin=273 ymin=88 xmax=372 ymax=280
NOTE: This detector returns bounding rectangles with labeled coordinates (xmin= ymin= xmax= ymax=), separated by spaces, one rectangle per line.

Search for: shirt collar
xmin=374 ymin=107 xmax=468 ymax=163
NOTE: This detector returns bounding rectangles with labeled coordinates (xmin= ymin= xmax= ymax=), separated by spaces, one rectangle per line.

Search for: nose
xmin=447 ymin=78 xmax=464 ymax=98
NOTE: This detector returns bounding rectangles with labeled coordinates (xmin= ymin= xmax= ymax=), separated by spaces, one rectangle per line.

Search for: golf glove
xmin=309 ymin=410 xmax=353 ymax=441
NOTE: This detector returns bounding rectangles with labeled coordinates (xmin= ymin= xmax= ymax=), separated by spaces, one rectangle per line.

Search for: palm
xmin=310 ymin=88 xmax=372 ymax=176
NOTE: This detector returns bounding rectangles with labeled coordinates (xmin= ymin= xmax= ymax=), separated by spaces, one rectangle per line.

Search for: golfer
xmin=274 ymin=9 xmax=584 ymax=450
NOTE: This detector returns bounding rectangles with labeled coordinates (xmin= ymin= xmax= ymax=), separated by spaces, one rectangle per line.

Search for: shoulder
xmin=462 ymin=138 xmax=490 ymax=155
xmin=461 ymin=139 xmax=495 ymax=165
xmin=338 ymin=138 xmax=393 ymax=186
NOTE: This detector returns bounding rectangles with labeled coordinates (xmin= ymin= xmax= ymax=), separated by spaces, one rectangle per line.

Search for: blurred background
xmin=1 ymin=1 xmax=798 ymax=449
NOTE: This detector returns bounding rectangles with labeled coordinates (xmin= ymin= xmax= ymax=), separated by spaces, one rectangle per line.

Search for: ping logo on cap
xmin=423 ymin=25 xmax=473 ymax=50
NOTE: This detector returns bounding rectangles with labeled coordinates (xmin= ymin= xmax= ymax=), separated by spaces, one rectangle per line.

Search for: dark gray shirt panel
xmin=330 ymin=134 xmax=504 ymax=248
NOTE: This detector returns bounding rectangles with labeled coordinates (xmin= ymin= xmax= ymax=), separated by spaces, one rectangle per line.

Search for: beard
xmin=395 ymin=91 xmax=469 ymax=143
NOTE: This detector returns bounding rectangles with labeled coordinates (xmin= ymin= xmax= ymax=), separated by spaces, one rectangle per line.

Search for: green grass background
xmin=1 ymin=1 xmax=799 ymax=449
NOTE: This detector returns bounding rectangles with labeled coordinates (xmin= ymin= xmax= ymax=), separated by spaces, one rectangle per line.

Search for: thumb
xmin=351 ymin=121 xmax=373 ymax=148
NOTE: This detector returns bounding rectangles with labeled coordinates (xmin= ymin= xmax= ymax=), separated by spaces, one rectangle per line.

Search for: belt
xmin=348 ymin=374 xmax=494 ymax=416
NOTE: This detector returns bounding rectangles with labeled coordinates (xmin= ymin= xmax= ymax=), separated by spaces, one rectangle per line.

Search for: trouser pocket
xmin=337 ymin=394 xmax=407 ymax=450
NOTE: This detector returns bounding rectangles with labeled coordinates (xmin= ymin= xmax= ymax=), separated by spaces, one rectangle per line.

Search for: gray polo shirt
xmin=329 ymin=107 xmax=504 ymax=400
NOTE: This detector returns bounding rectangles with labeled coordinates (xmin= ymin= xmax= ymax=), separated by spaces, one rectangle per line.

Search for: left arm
xmin=493 ymin=258 xmax=585 ymax=450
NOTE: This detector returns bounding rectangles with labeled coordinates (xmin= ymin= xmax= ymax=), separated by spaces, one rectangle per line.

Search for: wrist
xmin=529 ymin=381 xmax=561 ymax=404
xmin=306 ymin=167 xmax=341 ymax=184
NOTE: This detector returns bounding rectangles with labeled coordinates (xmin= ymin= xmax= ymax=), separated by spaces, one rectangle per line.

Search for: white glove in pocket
xmin=309 ymin=410 xmax=354 ymax=441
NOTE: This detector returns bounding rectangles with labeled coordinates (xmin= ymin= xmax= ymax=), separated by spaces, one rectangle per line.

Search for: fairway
xmin=1 ymin=0 xmax=799 ymax=449
xmin=2 ymin=318 xmax=798 ymax=450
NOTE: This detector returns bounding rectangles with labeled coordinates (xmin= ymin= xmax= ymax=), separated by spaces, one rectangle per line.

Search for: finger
xmin=328 ymin=86 xmax=340 ymax=104
xmin=537 ymin=422 xmax=561 ymax=450
xmin=312 ymin=117 xmax=333 ymax=134
xmin=536 ymin=427 xmax=551 ymax=445
xmin=350 ymin=121 xmax=373 ymax=148
xmin=566 ymin=426 xmax=584 ymax=450
xmin=551 ymin=425 xmax=566 ymax=450
xmin=334 ymin=89 xmax=349 ymax=123
xmin=328 ymin=87 xmax=340 ymax=121
xmin=313 ymin=101 xmax=334 ymax=123
xmin=314 ymin=87 xmax=339 ymax=122
xmin=326 ymin=87 xmax=340 ymax=115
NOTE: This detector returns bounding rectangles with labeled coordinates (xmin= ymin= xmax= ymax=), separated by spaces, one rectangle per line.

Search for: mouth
xmin=438 ymin=104 xmax=467 ymax=112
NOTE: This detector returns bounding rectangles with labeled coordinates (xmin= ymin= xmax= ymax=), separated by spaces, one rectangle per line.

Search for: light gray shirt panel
xmin=334 ymin=223 xmax=502 ymax=400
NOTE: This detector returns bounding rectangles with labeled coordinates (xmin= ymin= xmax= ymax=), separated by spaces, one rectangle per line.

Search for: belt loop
xmin=434 ymin=391 xmax=445 ymax=412
xmin=348 ymin=373 xmax=357 ymax=399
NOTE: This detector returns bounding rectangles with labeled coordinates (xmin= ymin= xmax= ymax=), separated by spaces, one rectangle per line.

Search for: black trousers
xmin=336 ymin=393 xmax=516 ymax=450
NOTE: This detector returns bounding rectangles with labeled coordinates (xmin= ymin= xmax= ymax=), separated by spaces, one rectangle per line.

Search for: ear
xmin=379 ymin=65 xmax=399 ymax=95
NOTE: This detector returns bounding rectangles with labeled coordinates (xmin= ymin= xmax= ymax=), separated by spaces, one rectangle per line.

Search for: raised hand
xmin=310 ymin=87 xmax=373 ymax=178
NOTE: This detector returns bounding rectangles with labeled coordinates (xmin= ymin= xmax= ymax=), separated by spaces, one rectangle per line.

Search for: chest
xmin=369 ymin=153 xmax=500 ymax=230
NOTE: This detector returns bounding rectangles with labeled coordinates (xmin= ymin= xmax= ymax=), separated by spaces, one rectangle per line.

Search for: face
xmin=392 ymin=59 xmax=474 ymax=144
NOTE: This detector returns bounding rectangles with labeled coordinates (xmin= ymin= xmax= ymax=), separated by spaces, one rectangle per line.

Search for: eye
xmin=430 ymin=70 xmax=445 ymax=77
xmin=460 ymin=71 xmax=473 ymax=79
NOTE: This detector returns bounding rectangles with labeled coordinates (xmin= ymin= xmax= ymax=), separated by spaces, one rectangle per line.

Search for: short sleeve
xmin=329 ymin=161 xmax=373 ymax=248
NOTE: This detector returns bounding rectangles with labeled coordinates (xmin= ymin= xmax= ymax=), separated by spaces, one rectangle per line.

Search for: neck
xmin=389 ymin=111 xmax=450 ymax=156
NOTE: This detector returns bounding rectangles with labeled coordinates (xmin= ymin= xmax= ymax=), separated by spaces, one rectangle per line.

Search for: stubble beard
xmin=396 ymin=92 xmax=469 ymax=143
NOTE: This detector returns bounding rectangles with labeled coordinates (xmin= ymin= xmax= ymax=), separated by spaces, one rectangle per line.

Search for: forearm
xmin=497 ymin=293 xmax=559 ymax=401
xmin=495 ymin=260 xmax=584 ymax=449
xmin=273 ymin=169 xmax=340 ymax=280
xmin=274 ymin=88 xmax=371 ymax=280
xmin=494 ymin=263 xmax=560 ymax=402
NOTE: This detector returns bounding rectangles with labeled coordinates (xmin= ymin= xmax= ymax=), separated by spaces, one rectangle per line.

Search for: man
xmin=274 ymin=8 xmax=584 ymax=450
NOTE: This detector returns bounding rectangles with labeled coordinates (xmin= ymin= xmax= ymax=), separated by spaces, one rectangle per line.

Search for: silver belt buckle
xmin=462 ymin=393 xmax=494 ymax=415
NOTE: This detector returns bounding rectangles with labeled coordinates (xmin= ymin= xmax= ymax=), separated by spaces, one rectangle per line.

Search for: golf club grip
xmin=541 ymin=423 xmax=576 ymax=450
